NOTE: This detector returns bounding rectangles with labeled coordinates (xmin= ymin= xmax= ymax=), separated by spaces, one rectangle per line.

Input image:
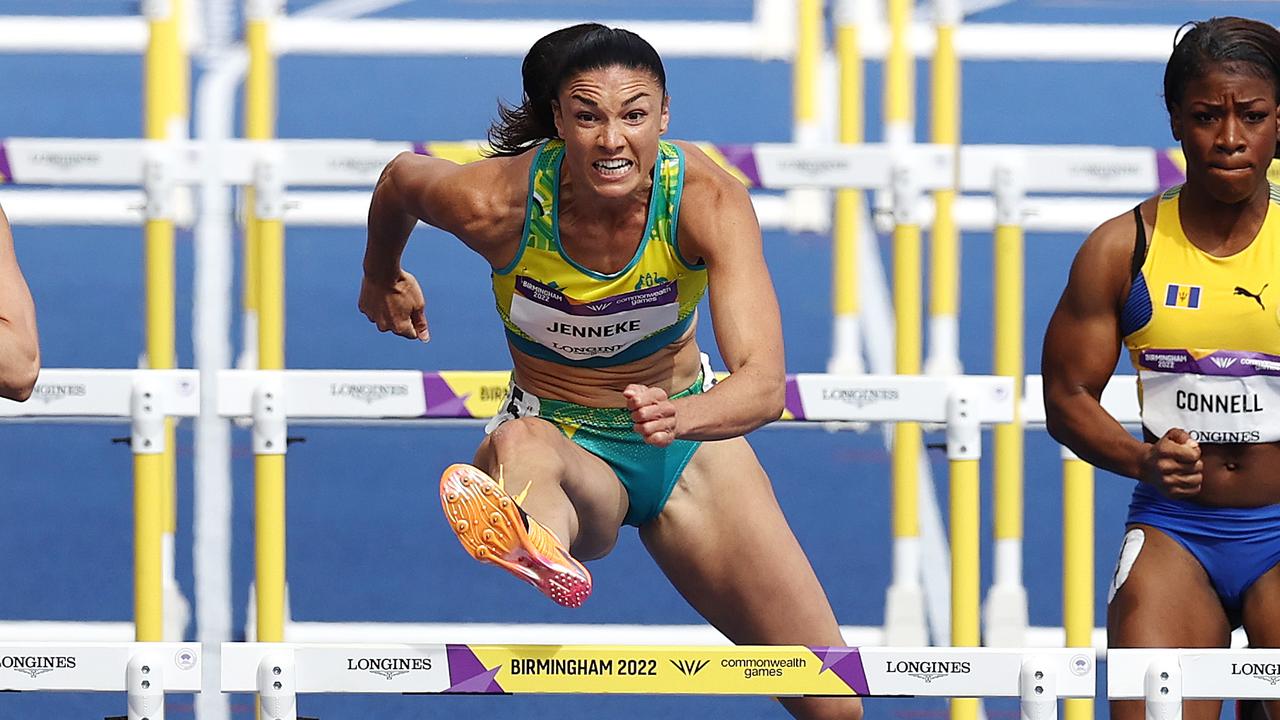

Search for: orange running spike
xmin=440 ymin=463 xmax=592 ymax=608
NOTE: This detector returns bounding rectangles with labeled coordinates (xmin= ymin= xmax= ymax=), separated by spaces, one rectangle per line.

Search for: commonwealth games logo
xmin=670 ymin=658 xmax=709 ymax=676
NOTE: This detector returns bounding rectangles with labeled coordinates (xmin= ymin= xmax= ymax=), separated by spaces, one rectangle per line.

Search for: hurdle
xmin=1020 ymin=374 xmax=1140 ymax=720
xmin=0 ymin=370 xmax=199 ymax=645
xmin=222 ymin=643 xmax=1092 ymax=720
xmin=0 ymin=641 xmax=201 ymax=720
xmin=216 ymin=368 xmax=1011 ymax=703
xmin=1109 ymin=648 xmax=1280 ymax=720
xmin=0 ymin=1 xmax=194 ymax=651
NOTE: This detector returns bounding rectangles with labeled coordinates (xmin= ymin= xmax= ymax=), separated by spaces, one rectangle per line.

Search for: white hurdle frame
xmin=215 ymin=370 xmax=1011 ymax=649
xmin=1109 ymin=649 xmax=1280 ymax=720
xmin=0 ymin=370 xmax=200 ymax=645
xmin=222 ymin=643 xmax=1092 ymax=720
xmin=0 ymin=642 xmax=202 ymax=720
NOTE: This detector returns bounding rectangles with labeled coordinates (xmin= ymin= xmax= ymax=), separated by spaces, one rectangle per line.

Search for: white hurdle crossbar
xmin=0 ymin=369 xmax=200 ymax=422
xmin=0 ymin=642 xmax=201 ymax=720
xmin=0 ymin=137 xmax=954 ymax=234
xmin=1110 ymin=649 xmax=1280 ymax=720
xmin=222 ymin=643 xmax=1092 ymax=720
xmin=0 ymin=137 xmax=1188 ymax=234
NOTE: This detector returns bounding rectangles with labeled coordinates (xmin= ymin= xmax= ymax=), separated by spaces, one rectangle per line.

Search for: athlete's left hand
xmin=624 ymin=384 xmax=678 ymax=448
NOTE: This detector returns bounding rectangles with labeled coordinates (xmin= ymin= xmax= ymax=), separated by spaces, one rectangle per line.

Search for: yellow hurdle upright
xmin=950 ymin=452 xmax=980 ymax=720
xmin=140 ymin=0 xmax=187 ymax=643
xmin=882 ymin=0 xmax=927 ymax=649
xmin=927 ymin=0 xmax=962 ymax=377
xmin=1063 ymin=447 xmax=1095 ymax=720
xmin=884 ymin=0 xmax=914 ymax=147
xmin=988 ymin=166 xmax=1029 ymax=651
xmin=829 ymin=1 xmax=866 ymax=374
xmin=946 ymin=382 xmax=982 ymax=720
xmin=792 ymin=0 xmax=822 ymax=140
xmin=246 ymin=0 xmax=288 ymax=650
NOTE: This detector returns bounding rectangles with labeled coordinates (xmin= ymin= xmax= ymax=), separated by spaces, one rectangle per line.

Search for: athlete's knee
xmin=488 ymin=417 xmax=562 ymax=458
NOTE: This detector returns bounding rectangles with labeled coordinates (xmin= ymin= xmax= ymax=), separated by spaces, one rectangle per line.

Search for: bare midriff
xmin=509 ymin=322 xmax=703 ymax=407
xmin=1143 ymin=429 xmax=1280 ymax=507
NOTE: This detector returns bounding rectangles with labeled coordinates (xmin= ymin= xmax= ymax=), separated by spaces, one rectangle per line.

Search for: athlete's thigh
xmin=473 ymin=417 xmax=628 ymax=557
xmin=1241 ymin=563 xmax=1280 ymax=720
xmin=1108 ymin=523 xmax=1230 ymax=720
xmin=639 ymin=437 xmax=842 ymax=644
xmin=641 ymin=439 xmax=859 ymax=720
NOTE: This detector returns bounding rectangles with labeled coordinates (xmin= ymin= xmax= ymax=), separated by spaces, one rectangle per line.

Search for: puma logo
xmin=1234 ymin=284 xmax=1268 ymax=310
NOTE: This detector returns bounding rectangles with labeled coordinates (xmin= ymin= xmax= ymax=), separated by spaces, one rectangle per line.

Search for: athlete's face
xmin=552 ymin=65 xmax=669 ymax=201
xmin=1170 ymin=65 xmax=1280 ymax=204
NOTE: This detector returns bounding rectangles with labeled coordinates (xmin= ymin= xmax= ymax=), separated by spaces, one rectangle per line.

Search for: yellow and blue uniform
xmin=487 ymin=139 xmax=709 ymax=526
xmin=1119 ymin=184 xmax=1280 ymax=615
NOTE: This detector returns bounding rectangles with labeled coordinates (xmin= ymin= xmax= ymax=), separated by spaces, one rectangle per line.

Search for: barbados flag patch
xmin=1164 ymin=283 xmax=1202 ymax=309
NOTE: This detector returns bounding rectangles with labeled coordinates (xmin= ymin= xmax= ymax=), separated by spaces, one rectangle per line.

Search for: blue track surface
xmin=2 ymin=1 xmax=1279 ymax=718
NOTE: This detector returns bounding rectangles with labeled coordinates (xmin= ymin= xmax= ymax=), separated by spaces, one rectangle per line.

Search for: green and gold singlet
xmin=490 ymin=139 xmax=707 ymax=367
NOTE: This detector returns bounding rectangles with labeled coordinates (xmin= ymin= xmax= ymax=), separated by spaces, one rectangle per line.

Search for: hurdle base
xmin=982 ymin=582 xmax=1029 ymax=648
xmin=883 ymin=582 xmax=928 ymax=647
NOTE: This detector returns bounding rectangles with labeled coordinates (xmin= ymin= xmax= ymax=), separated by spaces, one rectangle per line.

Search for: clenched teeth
xmin=593 ymin=158 xmax=633 ymax=175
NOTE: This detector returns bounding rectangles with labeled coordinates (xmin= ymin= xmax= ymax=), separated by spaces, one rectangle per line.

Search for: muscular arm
xmin=1042 ymin=207 xmax=1150 ymax=478
xmin=359 ymin=150 xmax=527 ymax=340
xmin=363 ymin=151 xmax=524 ymax=281
xmin=668 ymin=143 xmax=785 ymax=440
xmin=0 ymin=207 xmax=39 ymax=401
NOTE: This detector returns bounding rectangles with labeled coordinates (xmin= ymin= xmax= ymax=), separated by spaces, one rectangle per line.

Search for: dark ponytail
xmin=1163 ymin=16 xmax=1280 ymax=157
xmin=485 ymin=23 xmax=667 ymax=157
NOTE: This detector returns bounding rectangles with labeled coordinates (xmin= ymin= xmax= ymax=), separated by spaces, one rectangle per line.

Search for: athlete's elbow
xmin=1044 ymin=412 xmax=1070 ymax=449
xmin=376 ymin=152 xmax=412 ymax=199
xmin=755 ymin=378 xmax=786 ymax=426
xmin=1043 ymin=393 xmax=1082 ymax=452
xmin=1 ymin=354 xmax=39 ymax=402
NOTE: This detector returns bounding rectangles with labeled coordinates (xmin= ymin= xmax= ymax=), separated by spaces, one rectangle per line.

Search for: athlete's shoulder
xmin=385 ymin=147 xmax=534 ymax=257
xmin=1084 ymin=195 xmax=1157 ymax=260
xmin=455 ymin=147 xmax=538 ymax=191
xmin=387 ymin=146 xmax=533 ymax=202
xmin=665 ymin=140 xmax=749 ymax=204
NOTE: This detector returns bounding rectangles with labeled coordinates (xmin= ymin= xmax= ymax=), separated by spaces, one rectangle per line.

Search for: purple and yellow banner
xmin=422 ymin=370 xmax=510 ymax=418
xmin=444 ymin=644 xmax=868 ymax=696
xmin=220 ymin=642 xmax=1094 ymax=697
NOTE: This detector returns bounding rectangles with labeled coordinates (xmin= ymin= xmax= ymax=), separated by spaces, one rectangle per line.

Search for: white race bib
xmin=1137 ymin=349 xmax=1280 ymax=443
xmin=509 ymin=275 xmax=679 ymax=360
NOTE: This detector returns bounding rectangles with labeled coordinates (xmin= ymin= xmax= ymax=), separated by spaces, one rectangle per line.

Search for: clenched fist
xmin=359 ymin=269 xmax=429 ymax=342
xmin=624 ymin=384 xmax=678 ymax=448
xmin=1139 ymin=427 xmax=1203 ymax=499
